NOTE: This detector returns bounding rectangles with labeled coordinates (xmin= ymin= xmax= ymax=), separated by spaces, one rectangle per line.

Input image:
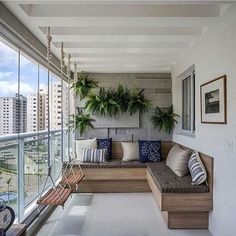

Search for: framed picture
xmin=200 ymin=75 xmax=227 ymax=124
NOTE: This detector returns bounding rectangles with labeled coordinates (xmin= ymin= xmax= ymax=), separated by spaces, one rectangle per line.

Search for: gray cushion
xmin=147 ymin=162 xmax=209 ymax=193
xmin=80 ymin=159 xmax=147 ymax=169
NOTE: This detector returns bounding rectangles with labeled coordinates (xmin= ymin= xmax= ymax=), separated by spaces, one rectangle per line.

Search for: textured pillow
xmin=166 ymin=144 xmax=191 ymax=177
xmin=121 ymin=142 xmax=139 ymax=161
xmin=138 ymin=140 xmax=162 ymax=163
xmin=188 ymin=151 xmax=207 ymax=185
xmin=81 ymin=148 xmax=107 ymax=163
xmin=97 ymin=138 xmax=112 ymax=160
xmin=76 ymin=138 xmax=97 ymax=160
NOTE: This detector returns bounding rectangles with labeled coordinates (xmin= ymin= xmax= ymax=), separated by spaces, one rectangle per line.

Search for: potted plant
xmin=71 ymin=71 xmax=98 ymax=100
xmin=150 ymin=105 xmax=179 ymax=134
xmin=114 ymin=84 xmax=130 ymax=113
xmin=69 ymin=110 xmax=95 ymax=136
xmin=128 ymin=88 xmax=150 ymax=115
xmin=85 ymin=87 xmax=120 ymax=117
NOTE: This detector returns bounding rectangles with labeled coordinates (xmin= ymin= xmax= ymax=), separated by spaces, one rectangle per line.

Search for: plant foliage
xmin=128 ymin=88 xmax=150 ymax=115
xmin=150 ymin=105 xmax=179 ymax=134
xmin=85 ymin=87 xmax=120 ymax=116
xmin=71 ymin=71 xmax=98 ymax=100
xmin=68 ymin=110 xmax=95 ymax=136
xmin=114 ymin=84 xmax=131 ymax=113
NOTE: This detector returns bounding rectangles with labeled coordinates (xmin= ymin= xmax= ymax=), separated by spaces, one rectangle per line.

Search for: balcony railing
xmin=0 ymin=129 xmax=68 ymax=222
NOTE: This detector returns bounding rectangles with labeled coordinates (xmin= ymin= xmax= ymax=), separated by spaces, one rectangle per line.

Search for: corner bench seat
xmin=79 ymin=160 xmax=209 ymax=194
xmin=73 ymin=141 xmax=213 ymax=229
xmin=147 ymin=162 xmax=209 ymax=193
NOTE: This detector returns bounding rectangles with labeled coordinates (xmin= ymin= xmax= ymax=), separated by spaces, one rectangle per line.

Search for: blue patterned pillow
xmin=97 ymin=138 xmax=112 ymax=160
xmin=138 ymin=140 xmax=162 ymax=163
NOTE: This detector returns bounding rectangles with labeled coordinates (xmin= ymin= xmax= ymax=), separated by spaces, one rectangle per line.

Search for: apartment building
xmin=0 ymin=94 xmax=27 ymax=135
xmin=27 ymin=92 xmax=46 ymax=132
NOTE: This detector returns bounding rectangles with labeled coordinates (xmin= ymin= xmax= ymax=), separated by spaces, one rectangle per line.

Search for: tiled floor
xmin=36 ymin=193 xmax=212 ymax=236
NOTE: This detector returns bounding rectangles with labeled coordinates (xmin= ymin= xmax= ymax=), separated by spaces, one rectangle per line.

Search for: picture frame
xmin=200 ymin=75 xmax=227 ymax=124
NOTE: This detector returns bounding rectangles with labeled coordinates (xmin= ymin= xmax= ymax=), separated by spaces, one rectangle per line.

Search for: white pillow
xmin=166 ymin=144 xmax=191 ymax=177
xmin=76 ymin=138 xmax=97 ymax=160
xmin=121 ymin=142 xmax=138 ymax=161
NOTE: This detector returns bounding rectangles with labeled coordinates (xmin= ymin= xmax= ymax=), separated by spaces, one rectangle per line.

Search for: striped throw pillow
xmin=188 ymin=151 xmax=207 ymax=185
xmin=81 ymin=148 xmax=107 ymax=163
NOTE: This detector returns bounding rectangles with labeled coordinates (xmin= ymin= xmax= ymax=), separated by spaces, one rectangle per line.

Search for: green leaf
xmin=128 ymin=88 xmax=150 ymax=115
xmin=150 ymin=105 xmax=179 ymax=134
xmin=70 ymin=71 xmax=98 ymax=100
xmin=68 ymin=111 xmax=95 ymax=136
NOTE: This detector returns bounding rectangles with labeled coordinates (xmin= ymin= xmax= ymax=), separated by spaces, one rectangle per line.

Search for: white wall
xmin=171 ymin=5 xmax=236 ymax=236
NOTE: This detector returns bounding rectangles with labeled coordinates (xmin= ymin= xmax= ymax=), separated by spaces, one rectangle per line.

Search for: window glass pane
xmin=19 ymin=52 xmax=39 ymax=208
xmin=193 ymin=71 xmax=195 ymax=132
xmin=182 ymin=76 xmax=191 ymax=130
xmin=63 ymin=80 xmax=69 ymax=161
xmin=0 ymin=36 xmax=69 ymax=221
xmin=38 ymin=66 xmax=49 ymax=193
xmin=49 ymin=73 xmax=62 ymax=180
xmin=0 ymin=39 xmax=18 ymax=217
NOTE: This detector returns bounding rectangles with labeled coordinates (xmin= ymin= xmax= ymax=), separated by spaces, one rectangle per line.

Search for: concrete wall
xmin=76 ymin=73 xmax=172 ymax=141
xmin=172 ymin=5 xmax=236 ymax=236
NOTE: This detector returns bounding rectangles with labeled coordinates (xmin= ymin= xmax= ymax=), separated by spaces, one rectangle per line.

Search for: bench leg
xmin=164 ymin=211 xmax=209 ymax=229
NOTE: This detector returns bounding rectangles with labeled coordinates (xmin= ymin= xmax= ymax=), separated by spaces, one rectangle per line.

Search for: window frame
xmin=180 ymin=66 xmax=195 ymax=136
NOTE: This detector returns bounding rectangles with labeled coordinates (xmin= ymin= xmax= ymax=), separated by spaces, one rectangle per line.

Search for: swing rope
xmin=37 ymin=28 xmax=72 ymax=207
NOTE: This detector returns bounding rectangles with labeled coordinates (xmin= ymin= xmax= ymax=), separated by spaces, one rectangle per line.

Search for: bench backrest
xmin=112 ymin=141 xmax=213 ymax=193
xmin=112 ymin=141 xmax=173 ymax=159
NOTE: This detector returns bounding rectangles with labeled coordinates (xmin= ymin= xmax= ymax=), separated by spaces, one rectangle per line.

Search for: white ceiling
xmin=3 ymin=1 xmax=233 ymax=73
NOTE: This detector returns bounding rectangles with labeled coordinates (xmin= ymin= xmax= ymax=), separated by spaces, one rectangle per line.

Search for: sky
xmin=0 ymin=39 xmax=57 ymax=97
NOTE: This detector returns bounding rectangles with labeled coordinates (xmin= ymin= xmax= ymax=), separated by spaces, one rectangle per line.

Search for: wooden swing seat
xmin=37 ymin=187 xmax=72 ymax=206
xmin=60 ymin=173 xmax=85 ymax=186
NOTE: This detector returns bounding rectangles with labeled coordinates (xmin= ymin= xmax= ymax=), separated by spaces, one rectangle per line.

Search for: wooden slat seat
xmin=37 ymin=188 xmax=72 ymax=206
xmin=60 ymin=174 xmax=85 ymax=185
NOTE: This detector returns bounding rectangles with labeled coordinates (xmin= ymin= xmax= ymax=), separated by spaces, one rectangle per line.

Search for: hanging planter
xmin=128 ymin=88 xmax=150 ymax=115
xmin=71 ymin=71 xmax=98 ymax=100
xmin=150 ymin=105 xmax=179 ymax=134
xmin=114 ymin=84 xmax=131 ymax=113
xmin=85 ymin=87 xmax=120 ymax=117
xmin=68 ymin=110 xmax=95 ymax=136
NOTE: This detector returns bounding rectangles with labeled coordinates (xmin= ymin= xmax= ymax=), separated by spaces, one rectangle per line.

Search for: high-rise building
xmin=0 ymin=94 xmax=27 ymax=135
xmin=45 ymin=81 xmax=69 ymax=130
xmin=27 ymin=92 xmax=46 ymax=132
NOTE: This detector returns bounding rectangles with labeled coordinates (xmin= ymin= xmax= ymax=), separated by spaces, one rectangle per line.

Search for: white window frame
xmin=179 ymin=65 xmax=195 ymax=136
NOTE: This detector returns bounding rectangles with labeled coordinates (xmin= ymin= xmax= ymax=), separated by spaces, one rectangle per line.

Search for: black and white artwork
xmin=201 ymin=75 xmax=227 ymax=124
xmin=205 ymin=89 xmax=220 ymax=114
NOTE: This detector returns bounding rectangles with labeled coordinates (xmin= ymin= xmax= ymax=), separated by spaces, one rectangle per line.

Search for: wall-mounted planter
xmin=91 ymin=112 xmax=139 ymax=128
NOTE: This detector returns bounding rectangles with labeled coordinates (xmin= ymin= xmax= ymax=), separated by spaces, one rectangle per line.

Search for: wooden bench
xmin=146 ymin=142 xmax=213 ymax=229
xmin=72 ymin=141 xmax=213 ymax=229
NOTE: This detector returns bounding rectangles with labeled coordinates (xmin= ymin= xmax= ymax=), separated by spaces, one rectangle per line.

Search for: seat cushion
xmin=147 ymin=162 xmax=209 ymax=193
xmin=80 ymin=159 xmax=147 ymax=169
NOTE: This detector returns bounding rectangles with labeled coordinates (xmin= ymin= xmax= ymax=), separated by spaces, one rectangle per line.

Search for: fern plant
xmin=85 ymin=87 xmax=120 ymax=116
xmin=114 ymin=84 xmax=131 ymax=113
xmin=68 ymin=110 xmax=95 ymax=136
xmin=71 ymin=71 xmax=98 ymax=100
xmin=128 ymin=88 xmax=150 ymax=115
xmin=150 ymin=105 xmax=179 ymax=134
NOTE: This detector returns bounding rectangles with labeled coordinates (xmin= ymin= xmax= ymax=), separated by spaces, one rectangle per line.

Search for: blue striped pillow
xmin=81 ymin=148 xmax=107 ymax=163
xmin=188 ymin=151 xmax=207 ymax=185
